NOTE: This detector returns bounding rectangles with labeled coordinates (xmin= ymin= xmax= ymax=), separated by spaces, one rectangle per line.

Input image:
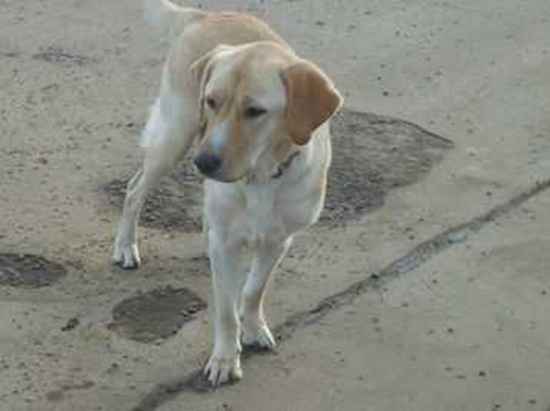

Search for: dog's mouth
xmin=195 ymin=167 xmax=246 ymax=184
xmin=203 ymin=173 xmax=243 ymax=183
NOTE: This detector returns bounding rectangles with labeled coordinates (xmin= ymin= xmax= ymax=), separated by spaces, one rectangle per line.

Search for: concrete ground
xmin=0 ymin=0 xmax=549 ymax=410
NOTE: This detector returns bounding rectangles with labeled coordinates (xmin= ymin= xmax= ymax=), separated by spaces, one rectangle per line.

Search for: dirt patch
xmin=102 ymin=109 xmax=452 ymax=230
xmin=0 ymin=51 xmax=20 ymax=58
xmin=0 ymin=253 xmax=67 ymax=287
xmin=32 ymin=46 xmax=94 ymax=66
xmin=323 ymin=110 xmax=453 ymax=224
xmin=108 ymin=286 xmax=206 ymax=343
xmin=46 ymin=380 xmax=95 ymax=403
xmin=103 ymin=162 xmax=203 ymax=232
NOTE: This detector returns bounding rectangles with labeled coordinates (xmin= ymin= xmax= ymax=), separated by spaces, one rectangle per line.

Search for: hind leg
xmin=113 ymin=93 xmax=198 ymax=268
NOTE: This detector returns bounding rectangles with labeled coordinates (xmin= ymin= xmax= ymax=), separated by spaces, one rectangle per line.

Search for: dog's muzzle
xmin=194 ymin=152 xmax=222 ymax=177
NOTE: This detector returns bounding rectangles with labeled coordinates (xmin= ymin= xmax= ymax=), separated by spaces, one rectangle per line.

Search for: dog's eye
xmin=244 ymin=106 xmax=267 ymax=118
xmin=205 ymin=97 xmax=217 ymax=111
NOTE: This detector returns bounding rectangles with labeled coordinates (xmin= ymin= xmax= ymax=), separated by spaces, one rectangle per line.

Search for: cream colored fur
xmin=113 ymin=0 xmax=342 ymax=386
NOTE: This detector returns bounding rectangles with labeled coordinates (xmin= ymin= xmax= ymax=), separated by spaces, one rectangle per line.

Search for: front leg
xmin=240 ymin=237 xmax=293 ymax=349
xmin=204 ymin=229 xmax=245 ymax=386
xmin=113 ymin=93 xmax=198 ymax=269
xmin=113 ymin=161 xmax=166 ymax=269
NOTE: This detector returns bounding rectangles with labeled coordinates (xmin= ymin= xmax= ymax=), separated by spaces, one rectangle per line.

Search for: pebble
xmin=447 ymin=231 xmax=467 ymax=244
xmin=61 ymin=317 xmax=79 ymax=332
xmin=466 ymin=147 xmax=478 ymax=156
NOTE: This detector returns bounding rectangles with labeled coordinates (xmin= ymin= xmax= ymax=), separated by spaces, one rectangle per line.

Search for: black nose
xmin=194 ymin=152 xmax=222 ymax=176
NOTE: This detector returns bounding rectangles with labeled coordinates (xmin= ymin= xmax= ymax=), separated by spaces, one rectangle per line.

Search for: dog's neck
xmin=245 ymin=146 xmax=304 ymax=185
xmin=244 ymin=122 xmax=330 ymax=186
xmin=270 ymin=150 xmax=301 ymax=179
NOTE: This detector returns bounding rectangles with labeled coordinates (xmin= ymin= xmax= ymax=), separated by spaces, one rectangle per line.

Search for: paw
xmin=203 ymin=352 xmax=242 ymax=386
xmin=242 ymin=321 xmax=276 ymax=350
xmin=112 ymin=241 xmax=141 ymax=269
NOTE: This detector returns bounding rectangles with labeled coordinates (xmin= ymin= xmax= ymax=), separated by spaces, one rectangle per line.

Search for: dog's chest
xmin=205 ymin=175 xmax=320 ymax=252
xmin=239 ymin=185 xmax=282 ymax=243
xmin=212 ymin=182 xmax=289 ymax=254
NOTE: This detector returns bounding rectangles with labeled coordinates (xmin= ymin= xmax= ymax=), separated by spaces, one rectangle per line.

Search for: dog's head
xmin=190 ymin=42 xmax=343 ymax=182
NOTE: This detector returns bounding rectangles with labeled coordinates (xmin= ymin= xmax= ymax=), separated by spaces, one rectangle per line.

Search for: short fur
xmin=113 ymin=0 xmax=343 ymax=386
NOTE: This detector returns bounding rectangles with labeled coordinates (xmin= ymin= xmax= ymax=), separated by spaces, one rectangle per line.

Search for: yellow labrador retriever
xmin=113 ymin=0 xmax=343 ymax=386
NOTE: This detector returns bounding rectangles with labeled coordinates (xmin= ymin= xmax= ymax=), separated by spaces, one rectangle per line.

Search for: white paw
xmin=112 ymin=241 xmax=141 ymax=269
xmin=203 ymin=351 xmax=242 ymax=386
xmin=242 ymin=321 xmax=276 ymax=350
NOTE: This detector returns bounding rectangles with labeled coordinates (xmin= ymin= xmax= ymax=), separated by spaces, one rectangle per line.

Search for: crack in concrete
xmin=131 ymin=178 xmax=550 ymax=411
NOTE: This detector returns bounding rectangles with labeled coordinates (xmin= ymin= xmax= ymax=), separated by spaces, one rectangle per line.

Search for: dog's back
xmin=144 ymin=0 xmax=287 ymax=49
xmin=143 ymin=0 xmax=205 ymax=35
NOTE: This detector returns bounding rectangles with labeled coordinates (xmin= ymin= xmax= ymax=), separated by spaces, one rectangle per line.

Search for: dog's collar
xmin=243 ymin=150 xmax=301 ymax=185
xmin=271 ymin=151 xmax=301 ymax=179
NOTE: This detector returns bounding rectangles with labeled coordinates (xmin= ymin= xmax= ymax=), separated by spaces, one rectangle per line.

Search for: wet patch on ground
xmin=0 ymin=253 xmax=67 ymax=287
xmin=323 ymin=110 xmax=453 ymax=224
xmin=103 ymin=162 xmax=203 ymax=232
xmin=102 ymin=109 xmax=452 ymax=230
xmin=180 ymin=255 xmax=210 ymax=276
xmin=108 ymin=286 xmax=206 ymax=343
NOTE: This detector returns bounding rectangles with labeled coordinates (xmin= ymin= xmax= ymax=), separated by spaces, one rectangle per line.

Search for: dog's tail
xmin=144 ymin=0 xmax=206 ymax=36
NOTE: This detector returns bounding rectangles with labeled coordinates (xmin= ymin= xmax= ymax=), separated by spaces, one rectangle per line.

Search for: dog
xmin=113 ymin=0 xmax=343 ymax=386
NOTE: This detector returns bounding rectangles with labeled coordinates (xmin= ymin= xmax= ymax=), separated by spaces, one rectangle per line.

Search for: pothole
xmin=108 ymin=286 xmax=207 ymax=343
xmin=0 ymin=253 xmax=67 ymax=287
xmin=103 ymin=109 xmax=452 ymax=230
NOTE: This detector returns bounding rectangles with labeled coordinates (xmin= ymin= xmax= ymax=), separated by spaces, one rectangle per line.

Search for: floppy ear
xmin=189 ymin=44 xmax=234 ymax=90
xmin=281 ymin=61 xmax=343 ymax=145
xmin=189 ymin=45 xmax=234 ymax=129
